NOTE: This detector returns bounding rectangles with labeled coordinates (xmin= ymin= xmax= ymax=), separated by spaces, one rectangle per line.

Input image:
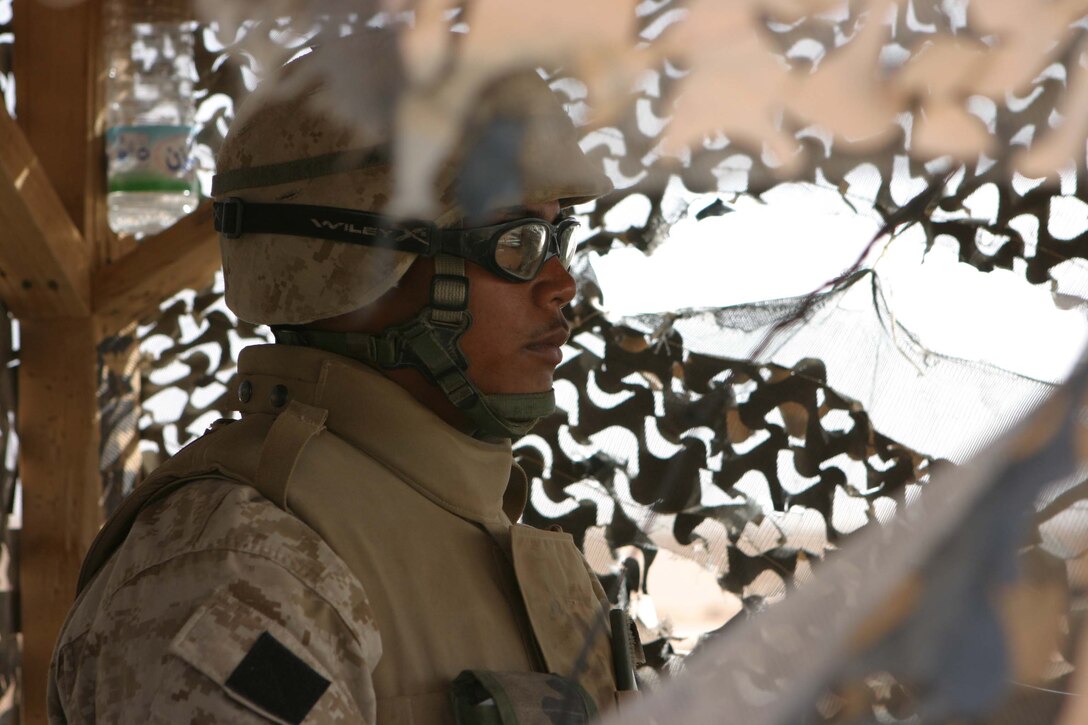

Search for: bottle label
xmin=106 ymin=124 xmax=195 ymax=193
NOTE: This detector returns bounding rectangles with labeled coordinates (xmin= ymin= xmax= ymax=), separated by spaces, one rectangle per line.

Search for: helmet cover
xmin=214 ymin=31 xmax=612 ymax=325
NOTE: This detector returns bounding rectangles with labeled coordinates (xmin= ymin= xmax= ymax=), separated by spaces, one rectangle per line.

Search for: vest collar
xmin=234 ymin=344 xmax=525 ymax=525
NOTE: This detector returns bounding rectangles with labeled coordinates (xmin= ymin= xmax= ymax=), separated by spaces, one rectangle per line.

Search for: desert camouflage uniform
xmin=48 ymin=344 xmax=618 ymax=724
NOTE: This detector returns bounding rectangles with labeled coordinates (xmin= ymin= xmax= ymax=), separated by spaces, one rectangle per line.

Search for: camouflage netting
xmin=32 ymin=2 xmax=1088 ymax=723
xmin=0 ymin=1 xmax=21 ymax=723
xmin=575 ymin=0 xmax=1088 ymax=287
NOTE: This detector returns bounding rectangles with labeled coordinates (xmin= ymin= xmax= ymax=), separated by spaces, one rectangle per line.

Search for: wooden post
xmin=6 ymin=1 xmax=222 ymax=720
xmin=13 ymin=2 xmax=103 ymax=723
xmin=16 ymin=321 xmax=100 ymax=725
xmin=13 ymin=0 xmax=103 ymax=239
xmin=0 ymin=107 xmax=91 ymax=319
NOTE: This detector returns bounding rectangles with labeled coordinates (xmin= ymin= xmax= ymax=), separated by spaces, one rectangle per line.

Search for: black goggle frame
xmin=214 ymin=197 xmax=580 ymax=283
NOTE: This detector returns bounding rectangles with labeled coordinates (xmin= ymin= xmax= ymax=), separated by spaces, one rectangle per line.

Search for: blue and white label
xmin=106 ymin=124 xmax=194 ymax=193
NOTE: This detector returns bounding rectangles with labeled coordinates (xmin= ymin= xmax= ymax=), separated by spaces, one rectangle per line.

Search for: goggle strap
xmin=215 ymin=199 xmax=578 ymax=284
xmin=213 ymin=198 xmax=434 ymax=252
xmin=430 ymin=255 xmax=467 ymax=326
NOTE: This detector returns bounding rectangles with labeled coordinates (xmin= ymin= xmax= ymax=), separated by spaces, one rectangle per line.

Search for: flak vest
xmin=78 ymin=345 xmax=619 ymax=724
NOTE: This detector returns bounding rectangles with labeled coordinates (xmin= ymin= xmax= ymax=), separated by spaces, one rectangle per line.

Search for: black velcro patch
xmin=225 ymin=631 xmax=330 ymax=724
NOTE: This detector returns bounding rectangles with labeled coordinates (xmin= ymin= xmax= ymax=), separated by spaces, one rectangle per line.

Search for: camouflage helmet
xmin=213 ymin=31 xmax=612 ymax=326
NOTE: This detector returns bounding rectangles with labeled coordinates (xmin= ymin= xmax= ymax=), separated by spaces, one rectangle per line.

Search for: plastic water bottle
xmin=104 ymin=0 xmax=198 ymax=238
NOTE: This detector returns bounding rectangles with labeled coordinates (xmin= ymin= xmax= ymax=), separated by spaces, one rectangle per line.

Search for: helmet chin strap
xmin=272 ymin=254 xmax=556 ymax=440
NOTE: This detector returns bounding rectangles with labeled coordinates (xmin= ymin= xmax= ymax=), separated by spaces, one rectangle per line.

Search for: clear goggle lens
xmin=493 ymin=220 xmax=578 ymax=281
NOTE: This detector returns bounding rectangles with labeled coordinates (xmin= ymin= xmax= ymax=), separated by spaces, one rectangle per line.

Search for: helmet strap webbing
xmin=272 ymin=254 xmax=555 ymax=440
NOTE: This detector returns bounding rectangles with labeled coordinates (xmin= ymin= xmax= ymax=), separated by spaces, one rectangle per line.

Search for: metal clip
xmin=214 ymin=197 xmax=245 ymax=239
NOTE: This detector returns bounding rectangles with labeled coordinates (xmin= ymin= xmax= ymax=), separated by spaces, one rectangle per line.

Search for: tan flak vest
xmin=79 ymin=344 xmax=619 ymax=724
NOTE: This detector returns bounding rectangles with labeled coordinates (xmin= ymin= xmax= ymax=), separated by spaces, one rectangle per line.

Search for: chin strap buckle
xmin=214 ymin=197 xmax=246 ymax=239
xmin=436 ymin=369 xmax=477 ymax=408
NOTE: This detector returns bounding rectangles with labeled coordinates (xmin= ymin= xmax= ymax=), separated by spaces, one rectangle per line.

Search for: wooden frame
xmin=7 ymin=2 xmax=221 ymax=722
xmin=93 ymin=201 xmax=220 ymax=339
xmin=0 ymin=109 xmax=90 ymax=318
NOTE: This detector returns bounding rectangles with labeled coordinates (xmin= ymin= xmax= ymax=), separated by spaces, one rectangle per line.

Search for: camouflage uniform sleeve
xmin=49 ymin=480 xmax=382 ymax=724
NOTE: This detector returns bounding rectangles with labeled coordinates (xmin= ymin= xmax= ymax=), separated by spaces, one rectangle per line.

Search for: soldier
xmin=48 ymin=32 xmax=634 ymax=724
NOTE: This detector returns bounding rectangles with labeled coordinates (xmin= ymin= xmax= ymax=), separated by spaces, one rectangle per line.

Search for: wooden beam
xmin=0 ymin=107 xmax=91 ymax=318
xmin=93 ymin=202 xmax=221 ymax=338
xmin=13 ymin=0 xmax=103 ymax=240
xmin=18 ymin=319 xmax=101 ymax=725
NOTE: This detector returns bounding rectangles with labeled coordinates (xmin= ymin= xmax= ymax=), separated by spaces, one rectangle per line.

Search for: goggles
xmin=448 ymin=216 xmax=580 ymax=281
xmin=214 ymin=198 xmax=581 ymax=283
